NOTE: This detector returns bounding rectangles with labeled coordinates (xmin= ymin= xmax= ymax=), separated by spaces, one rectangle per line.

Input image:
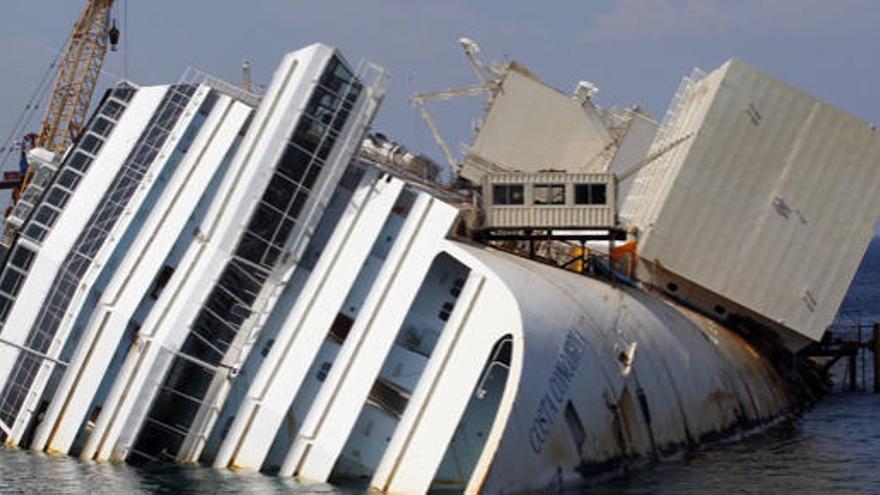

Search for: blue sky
xmin=2 ymin=0 xmax=879 ymax=170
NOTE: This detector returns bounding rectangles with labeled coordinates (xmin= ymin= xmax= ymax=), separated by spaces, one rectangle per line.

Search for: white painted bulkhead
xmin=213 ymin=169 xmax=404 ymax=471
xmin=4 ymin=85 xmax=218 ymax=447
xmin=32 ymin=95 xmax=254 ymax=455
xmin=79 ymin=46 xmax=327 ymax=462
xmin=0 ymin=86 xmax=168 ymax=431
xmin=280 ymin=194 xmax=461 ymax=480
xmin=82 ymin=44 xmax=384 ymax=464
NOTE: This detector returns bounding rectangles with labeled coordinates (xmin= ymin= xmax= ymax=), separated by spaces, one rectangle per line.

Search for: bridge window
xmin=533 ymin=184 xmax=565 ymax=205
xmin=574 ymin=183 xmax=607 ymax=205
xmin=491 ymin=184 xmax=524 ymax=205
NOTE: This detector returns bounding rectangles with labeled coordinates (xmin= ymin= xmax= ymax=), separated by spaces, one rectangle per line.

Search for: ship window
xmin=198 ymin=91 xmax=218 ymax=116
xmin=45 ymin=188 xmax=69 ymax=209
xmin=491 ymin=184 xmax=524 ymax=205
xmin=317 ymin=133 xmax=336 ymax=161
xmin=264 ymin=174 xmax=294 ymax=212
xmin=0 ymin=270 xmax=24 ymax=297
xmin=10 ymin=247 xmax=35 ymax=271
xmin=303 ymin=163 xmax=321 ymax=190
xmin=320 ymin=56 xmax=356 ymax=97
xmin=306 ymin=86 xmax=340 ymax=125
xmin=34 ymin=205 xmax=59 ymax=227
xmin=533 ymin=184 xmax=565 ymax=205
xmin=67 ymin=151 xmax=92 ymax=171
xmin=92 ymin=117 xmax=113 ymax=137
xmin=79 ymin=134 xmax=104 ymax=155
xmin=112 ymin=85 xmax=136 ymax=103
xmin=0 ymin=295 xmax=12 ymax=322
xmin=288 ymin=192 xmax=307 ymax=220
xmin=101 ymin=100 xmax=124 ymax=120
xmin=277 ymin=143 xmax=312 ymax=183
xmin=150 ymin=265 xmax=175 ymax=300
xmin=24 ymin=224 xmax=47 ymax=243
xmin=291 ymin=116 xmax=327 ymax=154
xmin=574 ymin=183 xmax=607 ymax=205
xmin=56 ymin=169 xmax=81 ymax=191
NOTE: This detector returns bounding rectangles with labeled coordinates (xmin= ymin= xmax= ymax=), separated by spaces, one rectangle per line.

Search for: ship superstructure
xmin=0 ymin=39 xmax=876 ymax=494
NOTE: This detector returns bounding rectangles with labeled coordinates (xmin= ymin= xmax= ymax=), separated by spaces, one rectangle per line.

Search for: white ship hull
xmin=0 ymin=41 xmax=864 ymax=494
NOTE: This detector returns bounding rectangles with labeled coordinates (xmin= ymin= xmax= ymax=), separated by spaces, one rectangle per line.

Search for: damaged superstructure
xmin=0 ymin=39 xmax=876 ymax=494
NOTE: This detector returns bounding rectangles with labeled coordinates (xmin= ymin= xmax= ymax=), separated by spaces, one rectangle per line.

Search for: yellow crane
xmin=11 ymin=0 xmax=119 ymax=196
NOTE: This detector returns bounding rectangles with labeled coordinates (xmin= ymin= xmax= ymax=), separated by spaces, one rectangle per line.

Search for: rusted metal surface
xmin=451 ymin=244 xmax=811 ymax=493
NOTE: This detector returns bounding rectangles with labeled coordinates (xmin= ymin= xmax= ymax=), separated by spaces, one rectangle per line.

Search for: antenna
xmin=242 ymin=59 xmax=253 ymax=93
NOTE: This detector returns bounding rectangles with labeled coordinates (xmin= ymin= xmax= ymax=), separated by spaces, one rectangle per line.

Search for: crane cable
xmin=123 ymin=0 xmax=129 ymax=80
xmin=0 ymin=35 xmax=68 ymax=171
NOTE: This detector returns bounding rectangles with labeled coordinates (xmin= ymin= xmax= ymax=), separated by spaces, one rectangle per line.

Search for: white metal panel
xmin=33 ymin=97 xmax=252 ymax=455
xmin=6 ymin=85 xmax=216 ymax=446
xmin=280 ymin=194 xmax=459 ymax=481
xmin=81 ymin=47 xmax=324 ymax=461
xmin=631 ymin=59 xmax=880 ymax=345
xmin=462 ymin=65 xmax=612 ymax=179
xmin=215 ymin=170 xmax=403 ymax=471
xmin=0 ymin=86 xmax=168 ymax=391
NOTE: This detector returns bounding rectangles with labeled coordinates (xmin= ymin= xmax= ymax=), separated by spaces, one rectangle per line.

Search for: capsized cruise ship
xmin=0 ymin=41 xmax=878 ymax=493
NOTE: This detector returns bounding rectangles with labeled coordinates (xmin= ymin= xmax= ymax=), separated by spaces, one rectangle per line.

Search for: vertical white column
xmin=214 ymin=171 xmax=402 ymax=470
xmin=279 ymin=194 xmax=459 ymax=481
xmin=33 ymin=99 xmax=251 ymax=455
xmin=372 ymin=267 xmax=520 ymax=493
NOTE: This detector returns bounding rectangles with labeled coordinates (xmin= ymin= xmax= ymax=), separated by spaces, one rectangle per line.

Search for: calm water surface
xmin=0 ymin=394 xmax=877 ymax=493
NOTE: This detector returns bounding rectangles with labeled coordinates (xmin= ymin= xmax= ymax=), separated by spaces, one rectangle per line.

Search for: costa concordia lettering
xmin=0 ymin=41 xmax=877 ymax=493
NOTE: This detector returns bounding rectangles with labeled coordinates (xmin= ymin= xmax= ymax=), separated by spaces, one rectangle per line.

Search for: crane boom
xmin=37 ymin=0 xmax=115 ymax=154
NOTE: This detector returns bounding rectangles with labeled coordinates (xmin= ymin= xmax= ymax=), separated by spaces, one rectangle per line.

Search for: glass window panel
xmin=10 ymin=247 xmax=35 ymax=271
xmin=277 ymin=144 xmax=312 ymax=183
xmin=264 ymin=246 xmax=282 ymax=267
xmin=589 ymin=184 xmax=607 ymax=205
xmin=291 ymin=117 xmax=325 ymax=154
xmin=288 ymin=192 xmax=307 ymax=220
xmin=46 ymin=188 xmax=69 ymax=209
xmin=92 ymin=117 xmax=113 ymax=137
xmin=34 ymin=205 xmax=59 ymax=227
xmin=0 ymin=295 xmax=12 ymax=322
xmin=273 ymin=217 xmax=296 ymax=247
xmin=237 ymin=231 xmax=271 ymax=267
xmin=198 ymin=91 xmax=218 ymax=116
xmin=247 ymin=203 xmax=284 ymax=240
xmin=24 ymin=224 xmax=47 ymax=243
xmin=162 ymin=358 xmax=214 ymax=401
xmin=306 ymin=86 xmax=340 ymax=125
xmin=56 ymin=169 xmax=81 ymax=191
xmin=492 ymin=184 xmax=524 ymax=205
xmin=264 ymin=173 xmax=294 ymax=212
xmin=319 ymin=56 xmax=356 ymax=96
xmin=101 ymin=100 xmax=124 ymax=120
xmin=0 ymin=270 xmax=23 ymax=297
xmin=217 ymin=263 xmax=260 ymax=306
xmin=112 ymin=86 xmax=136 ymax=103
xmin=332 ymin=107 xmax=350 ymax=133
xmin=303 ymin=164 xmax=321 ymax=191
xmin=180 ymin=332 xmax=225 ymax=366
xmin=317 ymin=134 xmax=335 ymax=162
xmin=148 ymin=388 xmax=202 ymax=433
xmin=574 ymin=183 xmax=607 ymax=205
xmin=533 ymin=184 xmax=565 ymax=205
xmin=80 ymin=134 xmax=104 ymax=155
xmin=67 ymin=151 xmax=92 ymax=171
